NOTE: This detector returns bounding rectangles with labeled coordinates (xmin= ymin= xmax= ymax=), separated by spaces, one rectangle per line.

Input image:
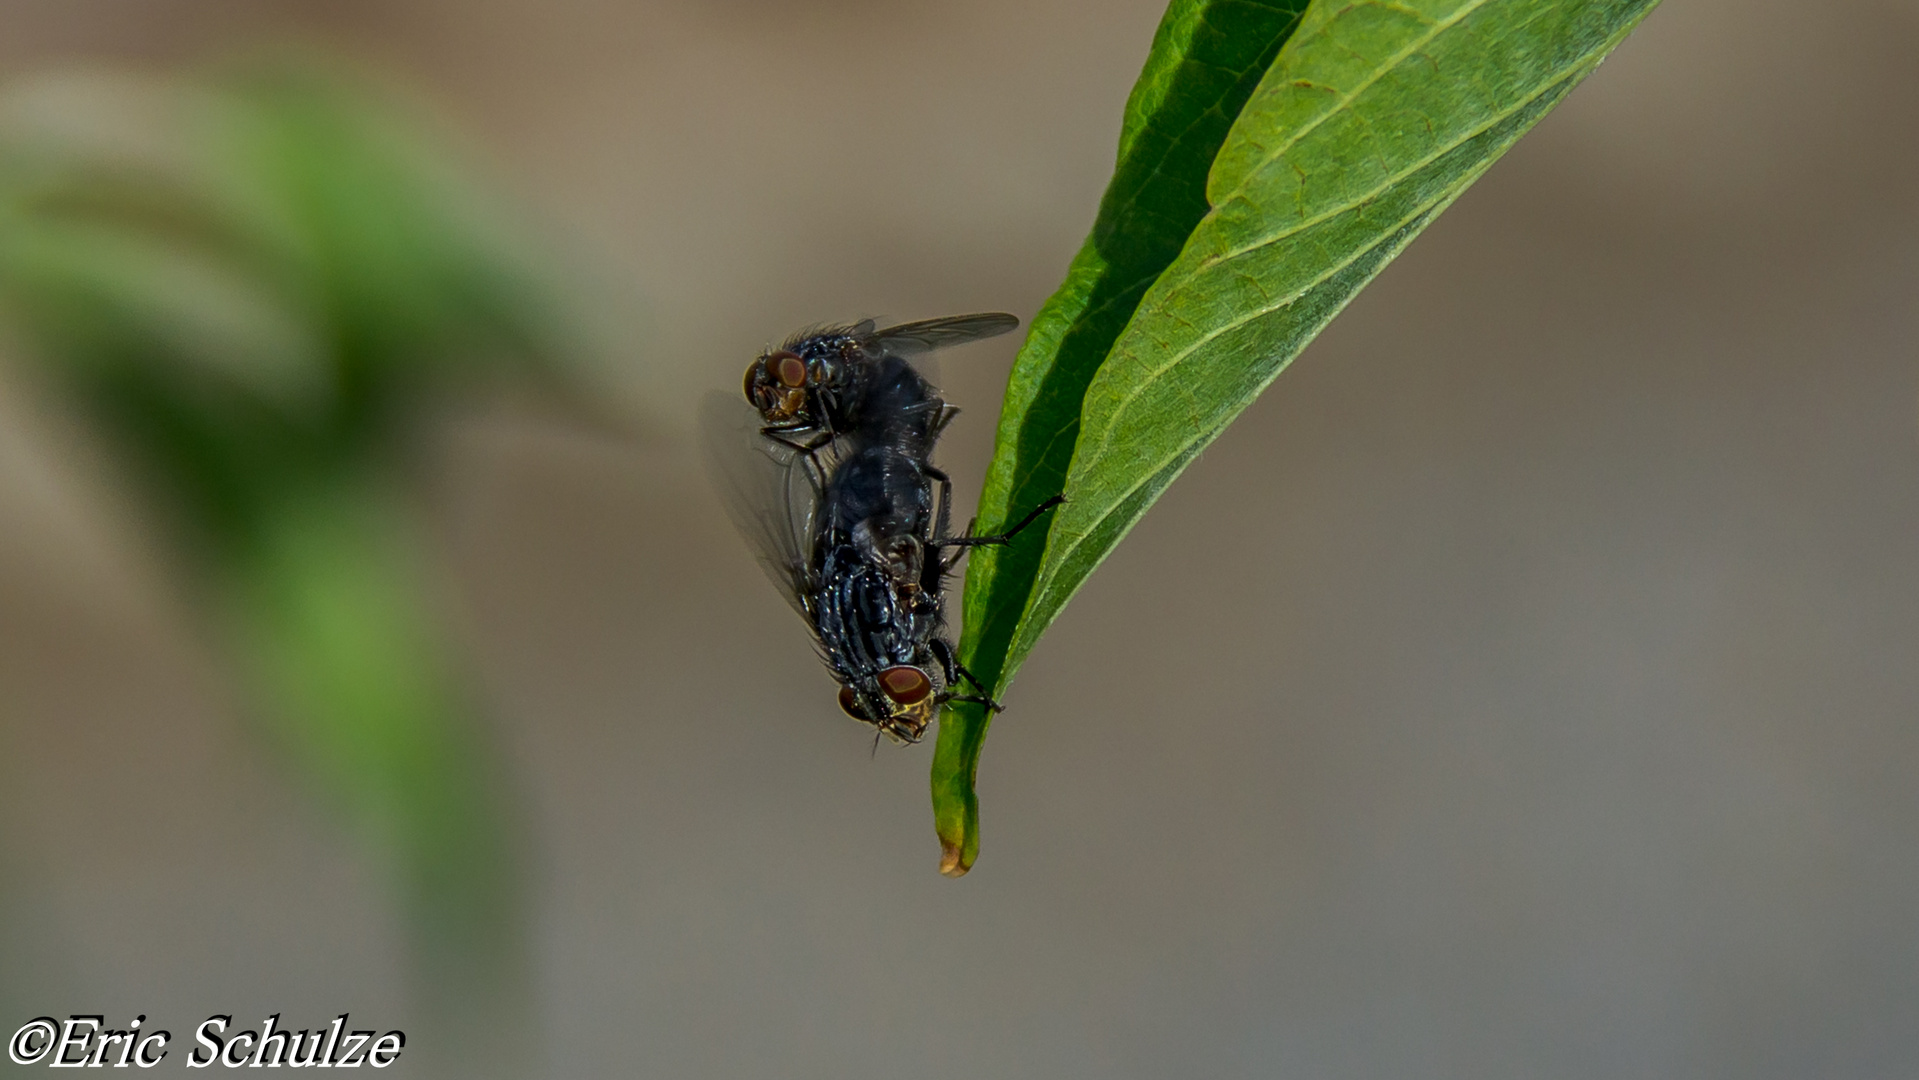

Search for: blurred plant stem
xmin=222 ymin=474 xmax=530 ymax=1071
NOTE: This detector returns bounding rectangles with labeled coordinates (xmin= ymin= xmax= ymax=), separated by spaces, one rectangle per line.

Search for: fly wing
xmin=698 ymin=391 xmax=826 ymax=620
xmin=865 ymin=312 xmax=1020 ymax=357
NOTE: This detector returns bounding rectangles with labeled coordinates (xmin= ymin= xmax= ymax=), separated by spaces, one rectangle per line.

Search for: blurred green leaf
xmin=0 ymin=63 xmax=583 ymax=1075
xmin=226 ymin=477 xmax=528 ymax=998
xmin=0 ymin=66 xmax=580 ymax=546
xmin=937 ymin=0 xmax=1659 ymax=875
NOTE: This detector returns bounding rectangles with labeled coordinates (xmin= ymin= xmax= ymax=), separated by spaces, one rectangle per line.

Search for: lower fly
xmin=811 ymin=436 xmax=1061 ymax=741
xmin=701 ymin=394 xmax=1060 ymax=743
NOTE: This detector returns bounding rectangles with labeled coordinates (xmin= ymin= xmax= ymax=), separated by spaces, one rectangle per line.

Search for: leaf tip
xmin=938 ymin=841 xmax=972 ymax=878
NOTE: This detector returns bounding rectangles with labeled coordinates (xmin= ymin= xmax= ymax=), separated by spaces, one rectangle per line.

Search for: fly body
xmin=705 ymin=313 xmax=1062 ymax=745
xmin=743 ymin=313 xmax=1018 ymax=454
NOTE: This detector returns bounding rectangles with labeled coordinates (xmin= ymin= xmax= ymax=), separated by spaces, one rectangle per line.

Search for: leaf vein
xmin=1037 ymin=189 xmax=1455 ymax=591
xmin=1213 ymin=49 xmax=1601 ymax=263
xmin=1213 ymin=0 xmax=1494 ymax=205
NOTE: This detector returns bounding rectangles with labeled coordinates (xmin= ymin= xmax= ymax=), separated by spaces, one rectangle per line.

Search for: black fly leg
xmin=929 ymin=638 xmax=993 ymax=695
xmin=796 ymin=445 xmax=828 ymax=497
xmin=952 ymin=659 xmax=992 ymax=695
xmin=760 ymin=424 xmax=833 ymax=455
xmin=930 ymin=636 xmax=963 ymax=686
xmin=931 ymin=638 xmax=1003 ymax=711
xmin=937 ymin=693 xmax=1005 ymax=714
xmin=934 ymin=494 xmax=1065 ymax=570
xmin=895 ymin=398 xmax=954 ymax=433
xmin=925 ymin=465 xmax=957 ymax=553
xmin=940 ymin=494 xmax=1064 ymax=550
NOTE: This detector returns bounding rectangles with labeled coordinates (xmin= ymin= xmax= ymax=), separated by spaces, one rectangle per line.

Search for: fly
xmin=705 ymin=313 xmax=1059 ymax=744
xmin=812 ymin=434 xmax=1060 ymax=741
xmin=742 ymin=312 xmax=1018 ymax=455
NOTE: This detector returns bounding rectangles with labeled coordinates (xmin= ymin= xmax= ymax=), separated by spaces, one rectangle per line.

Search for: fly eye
xmin=838 ymin=686 xmax=866 ymax=719
xmin=770 ymin=351 xmax=808 ymax=389
xmin=877 ymin=665 xmax=933 ymax=706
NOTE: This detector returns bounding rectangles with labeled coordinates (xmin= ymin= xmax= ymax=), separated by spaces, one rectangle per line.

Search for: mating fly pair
xmin=704 ymin=314 xmax=1061 ymax=745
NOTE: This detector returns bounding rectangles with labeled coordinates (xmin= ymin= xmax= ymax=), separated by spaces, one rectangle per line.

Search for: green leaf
xmin=936 ymin=0 xmax=1311 ymax=876
xmin=0 ymin=66 xmax=580 ymax=550
xmin=936 ymin=0 xmax=1660 ymax=876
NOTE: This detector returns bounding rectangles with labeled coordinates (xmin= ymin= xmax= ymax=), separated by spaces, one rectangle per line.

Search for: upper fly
xmin=741 ymin=313 xmax=1019 ymax=457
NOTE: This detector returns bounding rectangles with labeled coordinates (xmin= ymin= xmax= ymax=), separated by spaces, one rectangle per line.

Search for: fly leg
xmin=930 ymin=638 xmax=1003 ymax=712
xmin=952 ymin=659 xmax=992 ymax=695
xmin=941 ymin=494 xmax=1065 ymax=549
xmin=931 ymin=638 xmax=992 ymax=695
xmin=930 ymin=638 xmax=990 ymax=693
xmin=934 ymin=494 xmax=1065 ymax=570
xmin=936 ymin=692 xmax=1005 ymax=713
xmin=890 ymin=400 xmax=959 ymax=442
xmin=940 ymin=698 xmax=1013 ymax=713
xmin=759 ymin=424 xmax=833 ymax=455
xmin=797 ymin=445 xmax=829 ymax=497
xmin=925 ymin=464 xmax=957 ymax=554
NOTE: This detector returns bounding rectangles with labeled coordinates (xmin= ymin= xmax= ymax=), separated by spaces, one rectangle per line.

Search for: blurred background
xmin=2 ymin=0 xmax=1917 ymax=1076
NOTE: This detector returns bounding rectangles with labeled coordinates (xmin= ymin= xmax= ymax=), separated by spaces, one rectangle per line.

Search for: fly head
xmin=837 ymin=663 xmax=939 ymax=743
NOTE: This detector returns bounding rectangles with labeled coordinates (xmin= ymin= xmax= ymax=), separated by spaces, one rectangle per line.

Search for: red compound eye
xmin=770 ymin=351 xmax=808 ymax=389
xmin=838 ymin=686 xmax=866 ymax=719
xmin=876 ymin=666 xmax=932 ymax=706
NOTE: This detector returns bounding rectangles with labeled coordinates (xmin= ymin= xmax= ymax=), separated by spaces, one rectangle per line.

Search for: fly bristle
xmin=780 ymin=319 xmax=868 ymax=355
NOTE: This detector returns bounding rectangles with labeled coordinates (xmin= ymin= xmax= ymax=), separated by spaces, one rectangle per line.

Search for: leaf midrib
xmin=1027 ymin=191 xmax=1438 ymax=603
xmin=1078 ymin=47 xmax=1601 ymax=465
xmin=1026 ymin=50 xmax=1601 ymax=618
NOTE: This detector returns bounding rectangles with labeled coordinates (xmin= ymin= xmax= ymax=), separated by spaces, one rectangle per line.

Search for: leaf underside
xmin=934 ymin=0 xmax=1661 ymax=876
xmin=934 ymin=0 xmax=1312 ymax=875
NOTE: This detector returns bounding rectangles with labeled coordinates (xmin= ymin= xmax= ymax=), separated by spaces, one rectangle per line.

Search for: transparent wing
xmin=864 ymin=312 xmax=1020 ymax=357
xmin=698 ymin=391 xmax=827 ymax=620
